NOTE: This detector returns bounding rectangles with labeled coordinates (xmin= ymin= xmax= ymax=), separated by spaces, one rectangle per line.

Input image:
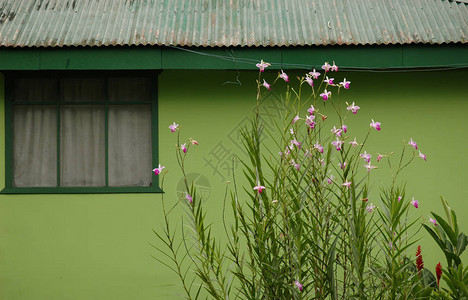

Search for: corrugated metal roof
xmin=0 ymin=0 xmax=466 ymax=48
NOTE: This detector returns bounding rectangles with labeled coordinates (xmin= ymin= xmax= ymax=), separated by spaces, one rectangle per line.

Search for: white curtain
xmin=13 ymin=76 xmax=153 ymax=188
xmin=108 ymin=104 xmax=152 ymax=187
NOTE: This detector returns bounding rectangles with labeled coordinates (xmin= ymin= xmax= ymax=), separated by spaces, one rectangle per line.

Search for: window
xmin=3 ymin=71 xmax=160 ymax=193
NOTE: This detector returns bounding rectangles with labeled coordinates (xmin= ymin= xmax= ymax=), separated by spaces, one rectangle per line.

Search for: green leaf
xmin=432 ymin=212 xmax=458 ymax=248
xmin=457 ymin=233 xmax=468 ymax=256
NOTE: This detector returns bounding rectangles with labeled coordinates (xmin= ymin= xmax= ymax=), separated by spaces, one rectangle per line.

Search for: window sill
xmin=0 ymin=186 xmax=163 ymax=194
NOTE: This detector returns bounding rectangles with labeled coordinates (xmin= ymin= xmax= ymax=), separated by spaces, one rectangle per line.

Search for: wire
xmin=167 ymin=45 xmax=468 ymax=72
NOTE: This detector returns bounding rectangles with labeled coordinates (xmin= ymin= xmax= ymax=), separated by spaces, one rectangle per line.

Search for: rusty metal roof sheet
xmin=0 ymin=0 xmax=466 ymax=48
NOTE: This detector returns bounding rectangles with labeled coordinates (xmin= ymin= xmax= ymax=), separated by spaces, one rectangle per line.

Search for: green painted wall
xmin=0 ymin=67 xmax=467 ymax=299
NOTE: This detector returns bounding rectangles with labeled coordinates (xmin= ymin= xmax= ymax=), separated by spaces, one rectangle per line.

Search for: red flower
xmin=416 ymin=245 xmax=424 ymax=276
xmin=436 ymin=262 xmax=442 ymax=286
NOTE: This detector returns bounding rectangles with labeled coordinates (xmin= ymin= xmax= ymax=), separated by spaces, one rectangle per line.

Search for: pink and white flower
xmin=314 ymin=142 xmax=324 ymax=153
xmin=291 ymin=139 xmax=301 ymax=149
xmin=419 ymin=151 xmax=427 ymax=161
xmin=327 ymin=175 xmax=335 ymax=184
xmin=429 ymin=217 xmax=437 ymax=226
xmin=342 ymin=181 xmax=352 ymax=188
xmin=340 ymin=78 xmax=351 ymax=89
xmin=342 ymin=125 xmax=347 ymax=133
xmin=319 ymin=158 xmax=325 ymax=166
xmin=339 ymin=161 xmax=347 ymax=170
xmin=185 ymin=193 xmax=193 ymax=203
xmin=360 ymin=151 xmax=371 ymax=163
xmin=331 ymin=61 xmax=338 ymax=72
xmin=294 ymin=280 xmax=303 ymax=291
xmin=290 ymin=128 xmax=295 ymax=135
xmin=181 ymin=143 xmax=187 ymax=153
xmin=253 ymin=184 xmax=266 ymax=193
xmin=370 ymin=119 xmax=381 ymax=131
xmin=411 ymin=198 xmax=419 ymax=208
xmin=322 ymin=62 xmax=331 ymax=72
xmin=377 ymin=154 xmax=384 ymax=162
xmin=331 ymin=126 xmax=342 ymax=137
xmin=191 ymin=139 xmax=199 ymax=145
xmin=346 ymin=102 xmax=360 ymax=114
xmin=398 ymin=196 xmax=402 ymax=202
xmin=292 ymin=115 xmax=300 ymax=124
xmin=305 ymin=115 xmax=316 ymax=129
xmin=256 ymin=60 xmax=270 ymax=72
xmin=348 ymin=137 xmax=359 ymax=147
xmin=305 ymin=76 xmax=314 ymax=87
xmin=290 ymin=159 xmax=300 ymax=170
xmin=409 ymin=138 xmax=418 ymax=150
xmin=324 ymin=76 xmax=334 ymax=85
xmin=280 ymin=70 xmax=289 ymax=82
xmin=307 ymin=105 xmax=316 ymax=115
xmin=262 ymin=79 xmax=271 ymax=90
xmin=364 ymin=162 xmax=377 ymax=172
xmin=153 ymin=164 xmax=165 ymax=175
xmin=169 ymin=122 xmax=179 ymax=132
xmin=309 ymin=69 xmax=321 ymax=79
xmin=332 ymin=138 xmax=344 ymax=151
xmin=366 ymin=203 xmax=376 ymax=212
xmin=320 ymin=89 xmax=331 ymax=101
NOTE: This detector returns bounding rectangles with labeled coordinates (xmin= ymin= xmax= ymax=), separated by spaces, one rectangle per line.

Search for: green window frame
xmin=2 ymin=70 xmax=161 ymax=194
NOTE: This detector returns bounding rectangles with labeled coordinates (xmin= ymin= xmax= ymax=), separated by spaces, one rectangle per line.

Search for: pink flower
xmin=360 ymin=151 xmax=371 ymax=163
xmin=398 ymin=196 xmax=402 ymax=202
xmin=262 ymin=79 xmax=271 ymax=90
xmin=331 ymin=61 xmax=338 ymax=72
xmin=411 ymin=198 xmax=419 ymax=208
xmin=305 ymin=115 xmax=316 ymax=129
xmin=327 ymin=175 xmax=335 ymax=184
xmin=181 ymin=143 xmax=187 ymax=153
xmin=294 ymin=280 xmax=303 ymax=291
xmin=366 ymin=203 xmax=376 ymax=212
xmin=409 ymin=138 xmax=418 ymax=150
xmin=332 ymin=138 xmax=344 ymax=151
xmin=292 ymin=115 xmax=300 ymax=124
xmin=280 ymin=70 xmax=289 ymax=82
xmin=305 ymin=76 xmax=314 ymax=87
xmin=342 ymin=181 xmax=352 ymax=188
xmin=290 ymin=160 xmax=300 ymax=170
xmin=419 ymin=151 xmax=427 ymax=161
xmin=309 ymin=69 xmax=321 ymax=79
xmin=307 ymin=105 xmax=316 ymax=115
xmin=324 ymin=76 xmax=334 ymax=85
xmin=322 ymin=62 xmax=331 ymax=72
xmin=319 ymin=158 xmax=325 ymax=166
xmin=364 ymin=162 xmax=377 ymax=172
xmin=429 ymin=217 xmax=437 ymax=226
xmin=291 ymin=139 xmax=301 ymax=149
xmin=342 ymin=125 xmax=347 ymax=133
xmin=331 ymin=126 xmax=342 ymax=138
xmin=320 ymin=89 xmax=331 ymax=101
xmin=370 ymin=119 xmax=381 ymax=131
xmin=169 ymin=122 xmax=179 ymax=132
xmin=377 ymin=154 xmax=383 ymax=162
xmin=346 ymin=102 xmax=360 ymax=114
xmin=348 ymin=137 xmax=358 ymax=147
xmin=153 ymin=164 xmax=165 ymax=175
xmin=290 ymin=128 xmax=295 ymax=135
xmin=314 ymin=142 xmax=324 ymax=153
xmin=339 ymin=161 xmax=347 ymax=170
xmin=340 ymin=78 xmax=351 ymax=89
xmin=253 ymin=184 xmax=266 ymax=193
xmin=256 ymin=60 xmax=270 ymax=72
xmin=191 ymin=139 xmax=199 ymax=145
xmin=185 ymin=193 xmax=193 ymax=203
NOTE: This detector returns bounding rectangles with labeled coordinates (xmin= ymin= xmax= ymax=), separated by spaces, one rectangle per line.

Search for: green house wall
xmin=0 ymin=45 xmax=467 ymax=299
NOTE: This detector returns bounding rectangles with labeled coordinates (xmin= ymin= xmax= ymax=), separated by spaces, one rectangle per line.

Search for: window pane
xmin=13 ymin=105 xmax=57 ymax=187
xmin=107 ymin=77 xmax=152 ymax=102
xmin=14 ymin=78 xmax=58 ymax=103
xmin=108 ymin=105 xmax=152 ymax=187
xmin=61 ymin=78 xmax=105 ymax=103
xmin=60 ymin=105 xmax=105 ymax=187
